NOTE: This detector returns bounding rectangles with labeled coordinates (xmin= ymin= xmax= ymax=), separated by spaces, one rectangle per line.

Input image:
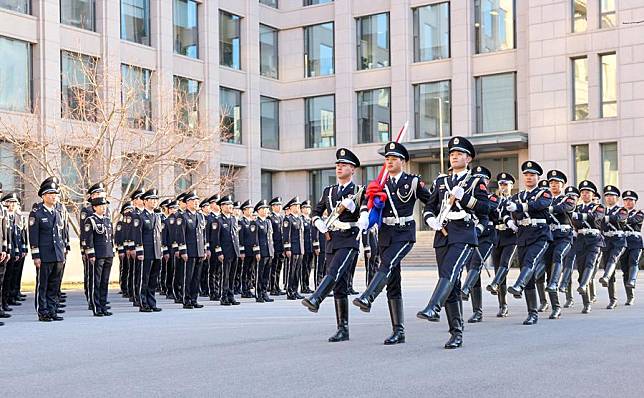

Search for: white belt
xmin=330 ymin=220 xmax=358 ymax=231
xmin=551 ymin=224 xmax=572 ymax=232
xmin=382 ymin=216 xmax=414 ymax=226
xmin=517 ymin=218 xmax=547 ymax=227
xmin=496 ymin=224 xmax=507 ymax=231
xmin=625 ymin=231 xmax=642 ymax=237
xmin=604 ymin=231 xmax=624 ymax=237
xmin=446 ymin=211 xmax=471 ymax=221
xmin=578 ymin=228 xmax=600 ymax=236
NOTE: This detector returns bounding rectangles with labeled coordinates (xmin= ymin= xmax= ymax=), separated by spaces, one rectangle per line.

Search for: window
xmin=475 ymin=0 xmax=515 ymax=54
xmin=414 ymin=80 xmax=451 ymax=139
xmin=60 ymin=0 xmax=95 ymax=31
xmin=220 ymin=87 xmax=242 ymax=144
xmin=357 ymin=13 xmax=389 ymax=70
xmin=357 ymin=88 xmax=390 ymax=144
xmin=304 ymin=22 xmax=334 ymax=77
xmin=413 ymin=2 xmax=450 ymax=62
xmin=260 ymin=24 xmax=278 ymax=78
xmin=0 ymin=0 xmax=30 ymax=13
xmin=261 ymin=170 xmax=273 ymax=200
xmin=61 ymin=51 xmax=97 ymax=121
xmin=121 ymin=0 xmax=150 ymax=46
xmin=260 ymin=0 xmax=277 ymax=8
xmin=572 ymin=144 xmax=590 ymax=186
xmin=601 ymin=142 xmax=618 ymax=187
xmin=0 ymin=142 xmax=24 ymax=200
xmin=174 ymin=160 xmax=196 ymax=193
xmin=572 ymin=0 xmax=587 ymax=33
xmin=470 ymin=156 xmax=518 ymax=192
xmin=121 ymin=64 xmax=152 ymax=130
xmin=304 ymin=0 xmax=332 ymax=5
xmin=220 ymin=164 xmax=241 ymax=196
xmin=360 ymin=165 xmax=379 ymax=186
xmin=173 ymin=76 xmax=200 ymax=131
xmin=475 ymin=72 xmax=516 ymax=133
xmin=305 ymin=95 xmax=335 ymax=148
xmin=572 ymin=57 xmax=588 ymax=121
xmin=600 ymin=0 xmax=616 ymax=29
xmin=600 ymin=53 xmax=616 ymax=118
xmin=260 ymin=96 xmax=279 ymax=149
xmin=173 ymin=0 xmax=198 ymax=58
xmin=220 ymin=11 xmax=241 ymax=70
xmin=61 ymin=149 xmax=90 ymax=203
xmin=309 ymin=168 xmax=335 ymax=203
xmin=0 ymin=36 xmax=31 ymax=113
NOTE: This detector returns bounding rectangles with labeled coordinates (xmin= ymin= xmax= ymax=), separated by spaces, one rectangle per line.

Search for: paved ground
xmin=2 ymin=268 xmax=643 ymax=398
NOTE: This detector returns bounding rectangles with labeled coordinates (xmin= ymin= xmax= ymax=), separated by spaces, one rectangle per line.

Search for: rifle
xmin=324 ymin=185 xmax=366 ymax=241
xmin=436 ymin=169 xmax=473 ymax=236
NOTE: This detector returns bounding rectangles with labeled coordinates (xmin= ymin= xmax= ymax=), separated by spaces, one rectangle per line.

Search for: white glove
xmin=451 ymin=186 xmax=464 ymax=200
xmin=314 ymin=218 xmax=328 ymax=234
xmin=340 ymin=197 xmax=356 ymax=212
xmin=426 ymin=217 xmax=442 ymax=231
xmin=507 ymin=219 xmax=518 ymax=232
xmin=357 ymin=212 xmax=369 ymax=230
xmin=506 ymin=201 xmax=518 ymax=212
xmin=571 ymin=211 xmax=578 ymax=219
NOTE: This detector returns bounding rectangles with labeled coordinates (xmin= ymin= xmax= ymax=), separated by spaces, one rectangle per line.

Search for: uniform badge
xmin=551 ymin=171 xmax=556 ymax=176
xmin=134 ymin=219 xmax=139 ymax=227
xmin=501 ymin=173 xmax=506 ymax=178
xmin=117 ymin=224 xmax=122 ymax=231
xmin=85 ymin=223 xmax=91 ymax=232
xmin=81 ymin=212 xmax=86 ymax=219
xmin=389 ymin=143 xmax=395 ymax=149
xmin=583 ymin=181 xmax=588 ymax=186
xmin=212 ymin=223 xmax=218 ymax=230
xmin=454 ymin=138 xmax=460 ymax=144
xmin=169 ymin=218 xmax=175 ymax=224
xmin=177 ymin=218 xmax=182 ymax=225
xmin=476 ymin=166 xmax=482 ymax=172
xmin=283 ymin=221 xmax=289 ymax=228
xmin=404 ymin=184 xmax=409 ymax=189
xmin=340 ymin=149 xmax=346 ymax=156
xmin=29 ymin=216 xmax=35 ymax=226
xmin=126 ymin=217 xmax=131 ymax=223
xmin=250 ymin=225 xmax=256 ymax=232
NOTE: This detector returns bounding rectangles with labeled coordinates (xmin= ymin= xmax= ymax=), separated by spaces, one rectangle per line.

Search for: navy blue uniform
xmin=622 ymin=208 xmax=643 ymax=297
xmin=84 ymin=213 xmax=114 ymax=314
xmin=283 ymin=214 xmax=304 ymax=296
xmin=488 ymin=194 xmax=519 ymax=310
xmin=176 ymin=210 xmax=207 ymax=305
xmin=301 ymin=215 xmax=314 ymax=292
xmin=269 ymin=212 xmax=285 ymax=293
xmin=254 ymin=216 xmax=274 ymax=298
xmin=463 ymin=192 xmax=500 ymax=292
xmin=312 ymin=219 xmax=326 ymax=286
xmin=239 ymin=217 xmax=257 ymax=296
xmin=135 ymin=209 xmax=164 ymax=309
xmin=570 ymin=202 xmax=605 ymax=305
xmin=599 ymin=205 xmax=628 ymax=302
xmin=211 ymin=214 xmax=241 ymax=304
xmin=362 ymin=226 xmax=380 ymax=285
xmin=205 ymin=212 xmax=222 ymax=299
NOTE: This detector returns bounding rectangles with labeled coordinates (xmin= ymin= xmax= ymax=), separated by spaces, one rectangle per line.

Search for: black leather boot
xmin=625 ymin=265 xmax=638 ymax=289
xmin=444 ymin=300 xmax=463 ymax=349
xmin=581 ymin=292 xmax=592 ymax=314
xmin=537 ymin=281 xmax=549 ymax=312
xmin=548 ymin=291 xmax=561 ymax=319
xmin=384 ymin=299 xmax=405 ymax=345
xmin=461 ymin=267 xmax=481 ymax=301
xmin=546 ymin=261 xmax=563 ymax=292
xmin=417 ymin=278 xmax=453 ymax=322
xmin=522 ymin=288 xmax=538 ymax=325
xmin=352 ymin=271 xmax=387 ymax=313
xmin=467 ymin=286 xmax=483 ymax=323
xmin=302 ymin=275 xmax=335 ymax=313
xmin=496 ymin=284 xmax=508 ymax=317
xmin=486 ymin=266 xmax=509 ymax=295
xmin=606 ymin=279 xmax=617 ymax=309
xmin=328 ymin=298 xmax=349 ymax=343
xmin=577 ymin=266 xmax=594 ymax=295
xmin=563 ymin=284 xmax=574 ymax=308
xmin=599 ymin=261 xmax=618 ymax=287
xmin=508 ymin=266 xmax=534 ymax=298
xmin=625 ymin=287 xmax=635 ymax=306
xmin=558 ymin=264 xmax=573 ymax=293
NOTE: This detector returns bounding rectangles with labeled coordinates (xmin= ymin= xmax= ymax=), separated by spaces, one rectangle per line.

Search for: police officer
xmin=114 ymin=201 xmax=132 ymax=299
xmin=2 ymin=193 xmax=27 ymax=316
xmin=84 ymin=196 xmax=114 ymax=316
xmin=559 ymin=186 xmax=580 ymax=308
xmin=621 ymin=190 xmax=642 ymax=305
xmin=269 ymin=197 xmax=285 ymax=295
xmin=362 ymin=225 xmax=380 ymax=286
xmin=254 ymin=200 xmax=274 ymax=303
xmin=127 ymin=188 xmax=145 ymax=307
xmin=312 ymin=210 xmax=327 ymax=287
xmin=570 ymin=180 xmax=605 ymax=314
xmin=283 ymin=197 xmax=306 ymax=300
xmin=302 ymin=148 xmax=368 ymax=343
xmin=205 ymin=194 xmax=221 ymax=300
xmin=133 ymin=189 xmax=164 ymax=312
xmin=80 ymin=183 xmax=107 ymax=305
xmin=534 ymin=178 xmax=552 ymax=312
xmin=176 ymin=191 xmax=207 ymax=309
xmin=162 ymin=200 xmax=179 ymax=300
xmin=239 ymin=200 xmax=257 ymax=298
xmin=598 ymin=185 xmax=628 ymax=309
xmin=232 ymin=201 xmax=244 ymax=295
xmin=418 ymin=137 xmax=489 ymax=348
xmin=158 ymin=199 xmax=171 ymax=295
xmin=212 ymin=195 xmax=241 ymax=306
xmin=198 ymin=198 xmax=212 ymax=297
xmin=301 ymin=200 xmax=314 ymax=294
xmin=0 ymin=191 xmax=15 ymax=321
xmin=29 ymin=180 xmax=66 ymax=322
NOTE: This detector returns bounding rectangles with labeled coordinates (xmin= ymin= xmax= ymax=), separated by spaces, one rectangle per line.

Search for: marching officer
xmin=269 ymin=197 xmax=285 ymax=295
xmin=312 ymin=210 xmax=327 ymax=287
xmin=621 ymin=190 xmax=642 ymax=305
xmin=301 ymin=200 xmax=314 ymax=294
xmin=362 ymin=226 xmax=379 ymax=286
xmin=253 ymin=200 xmax=274 ymax=303
xmin=205 ymin=194 xmax=221 ymax=300
xmin=239 ymin=200 xmax=257 ymax=298
xmin=559 ymin=186 xmax=580 ymax=308
xmin=283 ymin=197 xmax=305 ymax=300
xmin=213 ymin=195 xmax=241 ymax=306
xmin=84 ymin=196 xmax=114 ymax=317
xmin=176 ymin=191 xmax=207 ymax=309
xmin=417 ymin=137 xmax=489 ymax=348
xmin=133 ymin=189 xmax=164 ymax=312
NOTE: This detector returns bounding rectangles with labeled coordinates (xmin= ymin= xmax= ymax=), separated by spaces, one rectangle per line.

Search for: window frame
xmin=413 ymin=80 xmax=452 ymax=140
xmin=599 ymin=52 xmax=617 ymax=118
xmin=356 ymin=12 xmax=391 ymax=71
xmin=259 ymin=23 xmax=279 ymax=79
xmin=260 ymin=95 xmax=280 ymax=150
xmin=412 ymin=2 xmax=451 ymax=63
xmin=571 ymin=56 xmax=589 ymax=121
xmin=173 ymin=0 xmax=199 ymax=59
xmin=474 ymin=0 xmax=516 ymax=54
xmin=304 ymin=94 xmax=336 ymax=149
xmin=60 ymin=0 xmax=96 ymax=32
xmin=474 ymin=71 xmax=517 ymax=134
xmin=220 ymin=86 xmax=243 ymax=145
xmin=120 ymin=0 xmax=151 ymax=46
xmin=304 ymin=22 xmax=335 ymax=78
xmin=600 ymin=142 xmax=619 ymax=188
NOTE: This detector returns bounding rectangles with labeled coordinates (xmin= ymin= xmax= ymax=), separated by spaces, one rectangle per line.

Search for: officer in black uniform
xmin=302 ymin=148 xmax=368 ymax=343
xmin=312 ymin=211 xmax=327 ymax=287
xmin=269 ymin=197 xmax=285 ymax=295
xmin=0 ymin=192 xmax=16 ymax=321
xmin=362 ymin=226 xmax=380 ymax=285
xmin=2 ymin=193 xmax=28 ymax=318
xmin=169 ymin=193 xmax=187 ymax=303
xmin=0 ymin=185 xmax=8 ymax=320
xmin=162 ymin=200 xmax=179 ymax=300
xmin=534 ymin=178 xmax=552 ymax=312
xmin=176 ymin=191 xmax=207 ymax=309
xmin=158 ymin=199 xmax=171 ymax=295
xmin=301 ymin=200 xmax=314 ymax=294
xmin=133 ymin=189 xmax=164 ymax=312
xmin=84 ymin=196 xmax=114 ymax=316
xmin=283 ymin=197 xmax=305 ymax=300
xmin=598 ymin=185 xmax=628 ymax=309
xmin=80 ymin=182 xmax=106 ymax=306
xmin=127 ymin=188 xmax=145 ymax=307
xmin=559 ymin=186 xmax=580 ymax=308
xmin=205 ymin=194 xmax=221 ymax=300
xmin=239 ymin=200 xmax=257 ymax=298
xmin=212 ymin=195 xmax=241 ymax=306
xmin=114 ymin=201 xmax=132 ymax=299
xmin=621 ymin=190 xmax=642 ymax=305
xmin=29 ymin=180 xmax=66 ymax=322
xmin=254 ymin=200 xmax=274 ymax=303
xmin=417 ymin=137 xmax=489 ymax=348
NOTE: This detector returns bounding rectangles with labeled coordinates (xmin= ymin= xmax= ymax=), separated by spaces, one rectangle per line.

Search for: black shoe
xmin=56 ymin=309 xmax=65 ymax=314
xmin=139 ymin=307 xmax=153 ymax=313
xmin=496 ymin=305 xmax=508 ymax=318
xmin=606 ymin=300 xmax=617 ymax=310
xmin=286 ymin=293 xmax=297 ymax=300
xmin=353 ymin=271 xmax=387 ymax=313
xmin=523 ymin=313 xmax=538 ymax=325
xmin=417 ymin=278 xmax=453 ymax=322
xmin=192 ymin=303 xmax=203 ymax=309
xmin=166 ymin=293 xmax=175 ymax=300
xmin=103 ymin=311 xmax=113 ymax=316
xmin=294 ymin=292 xmax=304 ymax=299
xmin=563 ymin=298 xmax=574 ymax=308
xmin=2 ymin=305 xmax=12 ymax=312
xmin=183 ymin=304 xmax=194 ymax=309
xmin=302 ymin=276 xmax=335 ymax=313
xmin=93 ymin=312 xmax=104 ymax=317
xmin=538 ymin=302 xmax=550 ymax=312
xmin=328 ymin=298 xmax=349 ymax=343
xmin=467 ymin=311 xmax=483 ymax=323
xmin=625 ymin=297 xmax=635 ymax=306
xmin=51 ymin=314 xmax=64 ymax=321
xmin=58 ymin=303 xmax=67 ymax=308
xmin=241 ymin=293 xmax=253 ymax=299
xmin=263 ymin=293 xmax=274 ymax=303
xmin=444 ymin=300 xmax=464 ymax=349
xmin=220 ymin=298 xmax=231 ymax=306
xmin=152 ymin=307 xmax=163 ymax=312
xmin=444 ymin=334 xmax=463 ymax=349
xmin=38 ymin=314 xmax=52 ymax=322
xmin=174 ymin=299 xmax=183 ymax=304
xmin=256 ymin=297 xmax=265 ymax=303
xmin=581 ymin=303 xmax=592 ymax=314
xmin=0 ymin=310 xmax=10 ymax=318
xmin=209 ymin=295 xmax=219 ymax=301
xmin=549 ymin=307 xmax=562 ymax=319
xmin=384 ymin=299 xmax=405 ymax=345
xmin=523 ymin=289 xmax=538 ymax=325
xmin=230 ymin=298 xmax=240 ymax=305
xmin=348 ymin=288 xmax=359 ymax=295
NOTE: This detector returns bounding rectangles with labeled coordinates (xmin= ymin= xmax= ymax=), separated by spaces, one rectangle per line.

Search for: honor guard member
xmin=301 ymin=200 xmax=314 ymax=294
xmin=539 ymin=170 xmax=576 ymax=319
xmin=621 ymin=190 xmax=642 ymax=305
xmin=570 ymin=181 xmax=605 ymax=313
xmin=460 ymin=166 xmax=498 ymax=324
xmin=29 ymin=180 xmax=66 ymax=322
xmin=127 ymin=188 xmax=145 ymax=307
xmin=362 ymin=226 xmax=380 ymax=285
xmin=283 ymin=197 xmax=305 ymax=300
xmin=254 ymin=200 xmax=275 ymax=303
xmin=238 ymin=200 xmax=256 ymax=298
xmin=170 ymin=192 xmax=187 ymax=302
xmin=417 ymin=137 xmax=489 ymax=349
xmin=486 ymin=173 xmax=518 ymax=318
xmin=302 ymin=148 xmax=369 ymax=343
xmin=502 ymin=161 xmax=553 ymax=326
xmin=597 ymin=185 xmax=628 ymax=309
xmin=312 ymin=211 xmax=327 ymax=287
xmin=232 ymin=201 xmax=244 ymax=295
xmin=213 ymin=195 xmax=242 ymax=306
xmin=176 ymin=191 xmax=207 ymax=309
xmin=137 ymin=189 xmax=164 ymax=312
xmin=269 ymin=197 xmax=285 ymax=295
xmin=559 ymin=186 xmax=580 ymax=308
xmin=114 ymin=201 xmax=132 ymax=299
xmin=205 ymin=194 xmax=221 ymax=300
xmin=80 ymin=183 xmax=106 ymax=305
xmin=162 ymin=200 xmax=179 ymax=300
xmin=84 ymin=196 xmax=114 ymax=316
xmin=199 ymin=198 xmax=212 ymax=297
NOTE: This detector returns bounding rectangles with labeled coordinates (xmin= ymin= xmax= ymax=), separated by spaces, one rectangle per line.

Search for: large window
xmin=475 ymin=0 xmax=515 ymax=54
xmin=357 ymin=88 xmax=390 ymax=144
xmin=475 ymin=72 xmax=516 ymax=133
xmin=356 ymin=13 xmax=389 ymax=70
xmin=173 ymin=76 xmax=200 ymax=131
xmin=572 ymin=144 xmax=590 ymax=186
xmin=470 ymin=155 xmax=519 ymax=192
xmin=414 ymin=80 xmax=451 ymax=139
xmin=0 ymin=143 xmax=24 ymax=200
xmin=260 ymin=96 xmax=279 ymax=149
xmin=305 ymin=95 xmax=335 ymax=148
xmin=220 ymin=87 xmax=242 ymax=144
xmin=0 ymin=36 xmax=31 ymax=113
xmin=572 ymin=57 xmax=588 ymax=121
xmin=572 ymin=0 xmax=587 ymax=33
xmin=61 ymin=149 xmax=90 ymax=203
xmin=260 ymin=24 xmax=278 ymax=78
xmin=60 ymin=0 xmax=95 ymax=31
xmin=260 ymin=0 xmax=278 ymax=8
xmin=121 ymin=64 xmax=152 ymax=130
xmin=600 ymin=53 xmax=617 ymax=118
xmin=600 ymin=0 xmax=616 ymax=29
xmin=173 ymin=0 xmax=198 ymax=58
xmin=413 ymin=2 xmax=450 ymax=62
xmin=309 ymin=168 xmax=335 ymax=203
xmin=261 ymin=170 xmax=273 ymax=200
xmin=121 ymin=0 xmax=150 ymax=46
xmin=304 ymin=0 xmax=332 ymax=5
xmin=220 ymin=11 xmax=241 ymax=70
xmin=601 ymin=142 xmax=618 ymax=187
xmin=61 ymin=51 xmax=97 ymax=121
xmin=0 ymin=0 xmax=30 ymax=13
xmin=304 ymin=22 xmax=334 ymax=77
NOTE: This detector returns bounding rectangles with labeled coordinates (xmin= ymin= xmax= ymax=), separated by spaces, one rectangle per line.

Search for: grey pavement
xmin=2 ymin=268 xmax=643 ymax=398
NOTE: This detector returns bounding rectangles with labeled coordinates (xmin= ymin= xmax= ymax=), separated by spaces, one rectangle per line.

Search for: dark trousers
xmin=301 ymin=253 xmax=313 ymax=290
xmin=491 ymin=244 xmax=517 ymax=306
xmin=89 ymin=257 xmax=112 ymax=313
xmin=287 ymin=254 xmax=302 ymax=293
xmin=377 ymin=241 xmax=415 ymax=300
xmin=270 ymin=253 xmax=284 ymax=291
xmin=82 ymin=255 xmax=89 ymax=301
xmin=160 ymin=255 xmax=168 ymax=294
xmin=189 ymin=257 xmax=204 ymax=303
xmin=182 ymin=257 xmax=195 ymax=304
xmin=141 ymin=258 xmax=161 ymax=309
xmin=165 ymin=253 xmax=176 ymax=297
xmin=10 ymin=256 xmax=26 ymax=298
xmin=0 ymin=259 xmax=7 ymax=305
xmin=133 ymin=258 xmax=143 ymax=304
xmin=256 ymin=256 xmax=272 ymax=295
xmin=324 ymin=247 xmax=358 ymax=299
xmin=316 ymin=251 xmax=326 ymax=286
xmin=200 ymin=256 xmax=209 ymax=295
xmin=222 ymin=256 xmax=235 ymax=300
xmin=347 ymin=252 xmax=358 ymax=291
xmin=208 ymin=255 xmax=221 ymax=298
xmin=233 ymin=257 xmax=243 ymax=293
xmin=35 ymin=261 xmax=64 ymax=316
xmin=126 ymin=255 xmax=135 ymax=298
xmin=242 ymin=255 xmax=255 ymax=293
xmin=517 ymin=239 xmax=549 ymax=290
xmin=434 ymin=243 xmax=473 ymax=304
xmin=119 ymin=254 xmax=129 ymax=295
xmin=174 ymin=255 xmax=184 ymax=300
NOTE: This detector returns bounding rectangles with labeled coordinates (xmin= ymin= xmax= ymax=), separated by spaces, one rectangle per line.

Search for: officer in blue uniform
xmin=283 ymin=197 xmax=305 ymax=300
xmin=157 ymin=199 xmax=170 ymax=295
xmin=238 ymin=200 xmax=257 ymax=298
xmin=2 ymin=193 xmax=27 ymax=318
xmin=133 ymin=189 xmax=164 ymax=312
xmin=559 ymin=186 xmax=580 ymax=308
xmin=29 ymin=180 xmax=66 ymax=322
xmin=84 ymin=196 xmax=114 ymax=316
xmin=302 ymin=148 xmax=369 ymax=343
xmin=212 ymin=195 xmax=242 ymax=306
xmin=114 ymin=201 xmax=132 ymax=299
xmin=80 ymin=182 xmax=106 ymax=306
xmin=418 ymin=137 xmax=489 ymax=348
xmin=598 ymin=185 xmax=628 ymax=309
xmin=127 ymin=188 xmax=145 ymax=307
xmin=162 ymin=200 xmax=179 ymax=300
xmin=205 ymin=194 xmax=221 ymax=300
xmin=301 ymin=200 xmax=314 ymax=294
xmin=362 ymin=226 xmax=380 ymax=285
xmin=253 ymin=200 xmax=275 ymax=303
xmin=269 ymin=197 xmax=285 ymax=295
xmin=621 ymin=190 xmax=642 ymax=306
xmin=176 ymin=191 xmax=207 ymax=309
xmin=312 ymin=211 xmax=327 ymax=287
xmin=570 ymin=180 xmax=605 ymax=314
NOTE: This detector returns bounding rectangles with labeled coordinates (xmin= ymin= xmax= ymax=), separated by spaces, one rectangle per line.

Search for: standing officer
xmin=0 ymin=192 xmax=15 ymax=321
xmin=84 ymin=196 xmax=114 ymax=317
xmin=269 ymin=197 xmax=285 ymax=295
xmin=3 ymin=193 xmax=27 ymax=316
xmin=254 ymin=200 xmax=274 ymax=303
xmin=134 ymin=189 xmax=164 ymax=312
xmin=205 ymin=194 xmax=221 ymax=300
xmin=158 ymin=199 xmax=170 ymax=296
xmin=170 ymin=193 xmax=187 ymax=303
xmin=597 ymin=185 xmax=628 ymax=309
xmin=283 ymin=197 xmax=305 ymax=300
xmin=417 ymin=137 xmax=488 ymax=348
xmin=29 ymin=180 xmax=66 ymax=322
xmin=176 ymin=191 xmax=207 ymax=309
xmin=301 ymin=200 xmax=314 ymax=294
xmin=128 ymin=188 xmax=145 ymax=308
xmin=162 ymin=200 xmax=179 ymax=300
xmin=114 ymin=201 xmax=132 ymax=299
xmin=212 ymin=195 xmax=241 ymax=305
xmin=621 ymin=190 xmax=642 ymax=305
xmin=80 ymin=182 xmax=106 ymax=307
xmin=559 ymin=186 xmax=580 ymax=308
xmin=0 ymin=185 xmax=8 ymax=319
xmin=239 ymin=200 xmax=257 ymax=298
xmin=198 ymin=198 xmax=211 ymax=296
